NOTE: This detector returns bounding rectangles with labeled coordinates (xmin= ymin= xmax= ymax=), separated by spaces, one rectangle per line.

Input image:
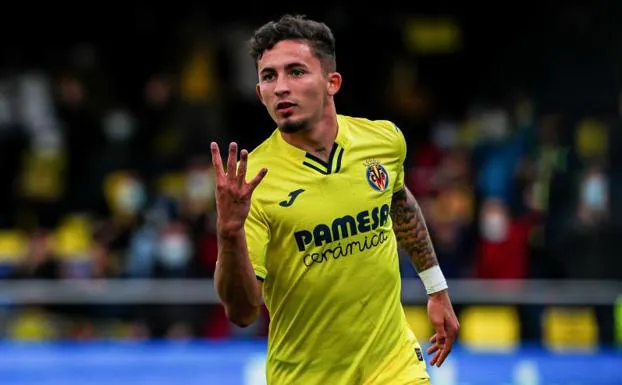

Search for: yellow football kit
xmin=244 ymin=114 xmax=430 ymax=385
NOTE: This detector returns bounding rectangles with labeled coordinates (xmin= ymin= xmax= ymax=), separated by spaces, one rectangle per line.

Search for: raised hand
xmin=210 ymin=142 xmax=268 ymax=237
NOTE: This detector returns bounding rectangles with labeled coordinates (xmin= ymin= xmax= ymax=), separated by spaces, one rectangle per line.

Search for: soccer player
xmin=210 ymin=14 xmax=459 ymax=385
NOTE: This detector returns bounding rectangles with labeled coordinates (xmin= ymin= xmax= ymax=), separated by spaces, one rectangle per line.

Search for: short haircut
xmin=248 ymin=14 xmax=337 ymax=72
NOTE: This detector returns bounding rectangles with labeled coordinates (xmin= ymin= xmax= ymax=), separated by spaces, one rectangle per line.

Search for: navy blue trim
xmin=302 ymin=142 xmax=344 ymax=175
xmin=302 ymin=161 xmax=329 ymax=174
xmin=334 ymin=148 xmax=344 ymax=173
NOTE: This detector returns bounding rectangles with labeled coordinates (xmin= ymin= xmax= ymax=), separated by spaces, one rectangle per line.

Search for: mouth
xmin=276 ymin=101 xmax=296 ymax=111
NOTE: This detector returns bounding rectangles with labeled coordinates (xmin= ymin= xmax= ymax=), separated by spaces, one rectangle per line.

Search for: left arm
xmin=390 ymin=186 xmax=460 ymax=367
xmin=390 ymin=188 xmax=437 ymax=272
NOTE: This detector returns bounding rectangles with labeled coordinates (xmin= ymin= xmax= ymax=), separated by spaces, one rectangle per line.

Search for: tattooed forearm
xmin=391 ymin=187 xmax=438 ymax=272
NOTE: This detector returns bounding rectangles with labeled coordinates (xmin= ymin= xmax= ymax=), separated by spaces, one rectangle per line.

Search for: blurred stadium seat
xmin=6 ymin=307 xmax=57 ymax=341
xmin=543 ymin=306 xmax=598 ymax=352
xmin=459 ymin=305 xmax=520 ymax=352
xmin=0 ymin=230 xmax=27 ymax=277
xmin=52 ymin=214 xmax=93 ymax=258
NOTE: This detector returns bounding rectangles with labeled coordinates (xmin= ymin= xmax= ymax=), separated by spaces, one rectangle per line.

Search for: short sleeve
xmin=244 ymin=197 xmax=270 ymax=280
xmin=392 ymin=122 xmax=408 ymax=192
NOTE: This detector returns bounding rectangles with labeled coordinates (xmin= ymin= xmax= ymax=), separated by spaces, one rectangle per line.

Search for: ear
xmin=256 ymin=83 xmax=265 ymax=105
xmin=327 ymin=72 xmax=342 ymax=97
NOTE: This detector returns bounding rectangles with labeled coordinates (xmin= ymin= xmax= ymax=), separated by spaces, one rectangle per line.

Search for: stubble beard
xmin=278 ymin=117 xmax=308 ymax=134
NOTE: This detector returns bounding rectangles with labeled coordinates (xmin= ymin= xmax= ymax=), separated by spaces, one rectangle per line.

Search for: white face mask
xmin=158 ymin=234 xmax=191 ymax=268
xmin=479 ymin=109 xmax=510 ymax=141
xmin=480 ymin=212 xmax=509 ymax=242
xmin=103 ymin=110 xmax=135 ymax=142
xmin=581 ymin=173 xmax=607 ymax=210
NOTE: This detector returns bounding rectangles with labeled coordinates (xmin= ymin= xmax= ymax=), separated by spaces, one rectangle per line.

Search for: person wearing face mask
xmin=479 ymin=202 xmax=510 ymax=243
xmin=475 ymin=198 xmax=532 ymax=280
xmin=560 ymin=162 xmax=615 ymax=281
xmin=152 ymin=221 xmax=198 ymax=339
xmin=577 ymin=165 xmax=609 ymax=227
xmin=156 ymin=222 xmax=192 ymax=278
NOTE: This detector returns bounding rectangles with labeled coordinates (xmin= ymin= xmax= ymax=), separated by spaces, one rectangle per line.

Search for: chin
xmin=278 ymin=116 xmax=307 ymax=133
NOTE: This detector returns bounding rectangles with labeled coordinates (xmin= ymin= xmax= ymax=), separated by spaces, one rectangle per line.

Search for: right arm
xmin=211 ymin=142 xmax=268 ymax=327
xmin=214 ymin=230 xmax=263 ymax=327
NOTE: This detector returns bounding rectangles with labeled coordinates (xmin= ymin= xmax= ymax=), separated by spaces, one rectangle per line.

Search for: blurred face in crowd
xmin=144 ymin=74 xmax=172 ymax=107
xmin=577 ymin=164 xmax=609 ymax=225
xmin=28 ymin=231 xmax=52 ymax=265
xmin=58 ymin=76 xmax=84 ymax=107
xmin=479 ymin=198 xmax=510 ymax=243
xmin=255 ymin=40 xmax=341 ymax=133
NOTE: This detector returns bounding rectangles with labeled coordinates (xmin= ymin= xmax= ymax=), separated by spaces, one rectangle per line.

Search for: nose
xmin=274 ymin=74 xmax=290 ymax=97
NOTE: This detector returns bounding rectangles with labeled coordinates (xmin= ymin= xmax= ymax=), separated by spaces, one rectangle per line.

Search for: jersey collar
xmin=275 ymin=114 xmax=351 ymax=175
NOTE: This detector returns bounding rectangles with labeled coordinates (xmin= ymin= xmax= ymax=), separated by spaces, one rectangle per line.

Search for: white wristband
xmin=419 ymin=265 xmax=448 ymax=295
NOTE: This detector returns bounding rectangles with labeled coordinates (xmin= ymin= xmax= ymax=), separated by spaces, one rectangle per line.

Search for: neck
xmin=281 ymin=103 xmax=338 ymax=158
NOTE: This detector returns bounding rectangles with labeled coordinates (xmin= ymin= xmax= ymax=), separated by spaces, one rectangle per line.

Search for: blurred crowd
xmin=399 ymin=101 xmax=621 ymax=282
xmin=0 ymin=6 xmax=620 ymax=342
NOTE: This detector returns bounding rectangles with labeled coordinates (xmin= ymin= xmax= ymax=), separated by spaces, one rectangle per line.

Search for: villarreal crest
xmin=364 ymin=159 xmax=389 ymax=192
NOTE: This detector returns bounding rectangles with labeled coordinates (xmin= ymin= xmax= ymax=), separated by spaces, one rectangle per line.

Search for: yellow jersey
xmin=244 ymin=114 xmax=429 ymax=384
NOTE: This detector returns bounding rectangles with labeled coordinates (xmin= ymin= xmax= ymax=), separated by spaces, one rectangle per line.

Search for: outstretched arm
xmin=390 ymin=186 xmax=460 ymax=368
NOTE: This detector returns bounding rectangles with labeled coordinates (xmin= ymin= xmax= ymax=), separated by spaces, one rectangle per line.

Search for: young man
xmin=210 ymin=14 xmax=459 ymax=385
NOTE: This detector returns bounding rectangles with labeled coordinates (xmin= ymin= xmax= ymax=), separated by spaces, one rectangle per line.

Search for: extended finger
xmin=237 ymin=149 xmax=248 ymax=188
xmin=430 ymin=347 xmax=439 ymax=366
xmin=227 ymin=142 xmax=238 ymax=180
xmin=429 ymin=339 xmax=445 ymax=366
xmin=210 ymin=142 xmax=224 ymax=176
xmin=429 ymin=334 xmax=437 ymax=344
xmin=435 ymin=345 xmax=451 ymax=367
xmin=247 ymin=168 xmax=268 ymax=192
xmin=434 ymin=334 xmax=453 ymax=367
xmin=426 ymin=344 xmax=439 ymax=355
xmin=426 ymin=333 xmax=438 ymax=355
xmin=435 ymin=331 xmax=455 ymax=367
xmin=429 ymin=333 xmax=446 ymax=366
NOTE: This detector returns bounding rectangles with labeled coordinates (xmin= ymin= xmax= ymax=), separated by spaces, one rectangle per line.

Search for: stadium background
xmin=0 ymin=2 xmax=621 ymax=384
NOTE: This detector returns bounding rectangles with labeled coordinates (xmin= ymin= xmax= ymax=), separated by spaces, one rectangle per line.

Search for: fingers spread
xmin=227 ymin=142 xmax=238 ymax=180
xmin=237 ymin=149 xmax=248 ymax=187
xmin=430 ymin=350 xmax=442 ymax=366
xmin=429 ymin=333 xmax=453 ymax=367
xmin=210 ymin=142 xmax=224 ymax=176
xmin=248 ymin=168 xmax=268 ymax=192
xmin=435 ymin=351 xmax=449 ymax=367
xmin=426 ymin=344 xmax=439 ymax=355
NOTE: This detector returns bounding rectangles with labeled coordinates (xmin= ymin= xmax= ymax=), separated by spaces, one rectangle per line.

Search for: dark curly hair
xmin=248 ymin=14 xmax=337 ymax=73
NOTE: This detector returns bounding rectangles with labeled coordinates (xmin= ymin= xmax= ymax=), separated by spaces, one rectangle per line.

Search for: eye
xmin=291 ymin=68 xmax=305 ymax=77
xmin=261 ymin=73 xmax=275 ymax=82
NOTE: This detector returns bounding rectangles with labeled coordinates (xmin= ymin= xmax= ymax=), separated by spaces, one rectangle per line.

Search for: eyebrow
xmin=260 ymin=62 xmax=308 ymax=75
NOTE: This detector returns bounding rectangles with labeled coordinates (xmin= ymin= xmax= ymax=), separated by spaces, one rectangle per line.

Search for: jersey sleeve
xmin=244 ymin=196 xmax=270 ymax=280
xmin=391 ymin=122 xmax=408 ymax=193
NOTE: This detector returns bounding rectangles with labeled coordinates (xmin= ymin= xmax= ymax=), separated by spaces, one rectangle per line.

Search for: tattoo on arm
xmin=390 ymin=188 xmax=438 ymax=272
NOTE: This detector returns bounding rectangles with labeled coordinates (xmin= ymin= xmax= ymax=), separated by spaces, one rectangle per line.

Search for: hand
xmin=210 ymin=142 xmax=268 ymax=237
xmin=426 ymin=289 xmax=460 ymax=367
